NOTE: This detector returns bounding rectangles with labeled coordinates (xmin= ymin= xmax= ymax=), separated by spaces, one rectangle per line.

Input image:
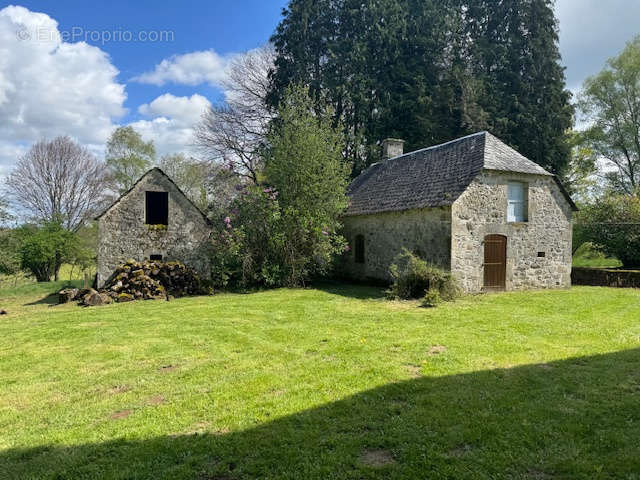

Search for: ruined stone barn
xmin=342 ymin=132 xmax=577 ymax=293
xmin=96 ymin=168 xmax=211 ymax=288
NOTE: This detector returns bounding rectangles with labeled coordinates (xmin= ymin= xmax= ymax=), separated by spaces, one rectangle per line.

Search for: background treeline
xmin=4 ymin=0 xmax=640 ymax=289
xmin=269 ymin=0 xmax=573 ymax=176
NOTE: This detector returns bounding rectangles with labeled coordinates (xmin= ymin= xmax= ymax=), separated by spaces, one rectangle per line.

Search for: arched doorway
xmin=483 ymin=235 xmax=507 ymax=290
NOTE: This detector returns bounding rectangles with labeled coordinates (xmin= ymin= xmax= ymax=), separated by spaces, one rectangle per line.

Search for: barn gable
xmin=96 ymin=168 xmax=211 ymax=287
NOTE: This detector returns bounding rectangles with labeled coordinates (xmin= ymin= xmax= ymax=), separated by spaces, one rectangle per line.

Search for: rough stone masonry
xmin=96 ymin=168 xmax=211 ymax=288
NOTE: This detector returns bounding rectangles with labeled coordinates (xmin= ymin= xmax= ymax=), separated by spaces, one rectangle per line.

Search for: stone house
xmin=96 ymin=168 xmax=211 ymax=287
xmin=342 ymin=131 xmax=577 ymax=292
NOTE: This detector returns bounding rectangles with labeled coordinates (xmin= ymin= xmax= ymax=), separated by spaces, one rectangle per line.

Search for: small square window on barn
xmin=145 ymin=191 xmax=168 ymax=225
xmin=507 ymin=182 xmax=528 ymax=222
xmin=355 ymin=234 xmax=365 ymax=264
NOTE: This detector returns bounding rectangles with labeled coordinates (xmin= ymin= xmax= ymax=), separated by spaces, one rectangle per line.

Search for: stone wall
xmin=451 ymin=171 xmax=573 ymax=292
xmin=572 ymin=267 xmax=640 ymax=288
xmin=341 ymin=207 xmax=451 ymax=282
xmin=97 ymin=170 xmax=211 ymax=287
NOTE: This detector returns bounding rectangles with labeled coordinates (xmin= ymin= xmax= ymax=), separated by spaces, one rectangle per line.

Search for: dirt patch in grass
xmin=159 ymin=364 xmax=178 ymax=373
xmin=110 ymin=409 xmax=132 ymax=420
xmin=108 ymin=385 xmax=131 ymax=395
xmin=146 ymin=395 xmax=165 ymax=406
xmin=360 ymin=449 xmax=395 ymax=467
xmin=428 ymin=345 xmax=447 ymax=356
xmin=177 ymin=422 xmax=216 ymax=436
xmin=405 ymin=364 xmax=422 ymax=378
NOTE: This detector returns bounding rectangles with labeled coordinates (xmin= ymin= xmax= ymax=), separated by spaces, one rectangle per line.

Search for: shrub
xmin=387 ymin=249 xmax=461 ymax=302
xmin=420 ymin=289 xmax=442 ymax=308
xmin=577 ymin=193 xmax=640 ymax=268
xmin=209 ymin=84 xmax=351 ymax=290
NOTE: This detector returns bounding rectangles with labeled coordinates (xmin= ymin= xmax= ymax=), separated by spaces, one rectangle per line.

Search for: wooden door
xmin=483 ymin=235 xmax=507 ymax=290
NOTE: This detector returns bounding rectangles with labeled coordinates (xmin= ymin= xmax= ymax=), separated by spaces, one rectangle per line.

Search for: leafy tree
xmin=562 ymin=131 xmax=599 ymax=202
xmin=6 ymin=136 xmax=107 ymax=232
xmin=0 ymin=228 xmax=20 ymax=277
xmin=106 ymin=126 xmax=155 ymax=194
xmin=578 ymin=36 xmax=640 ymax=194
xmin=0 ymin=195 xmax=12 ymax=226
xmin=465 ymin=0 xmax=574 ymax=174
xmin=269 ymin=0 xmax=572 ymax=175
xmin=158 ymin=153 xmax=210 ymax=210
xmin=577 ymin=194 xmax=640 ymax=268
xmin=68 ymin=223 xmax=98 ymax=280
xmin=210 ymin=85 xmax=350 ymax=288
xmin=15 ymin=221 xmax=77 ymax=282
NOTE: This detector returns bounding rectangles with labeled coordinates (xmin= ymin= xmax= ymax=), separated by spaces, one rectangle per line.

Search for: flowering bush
xmin=210 ymin=184 xmax=348 ymax=289
xmin=209 ymin=85 xmax=350 ymax=289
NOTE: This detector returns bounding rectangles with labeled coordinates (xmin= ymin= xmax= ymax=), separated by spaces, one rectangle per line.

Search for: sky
xmin=0 ymin=0 xmax=638 ymax=179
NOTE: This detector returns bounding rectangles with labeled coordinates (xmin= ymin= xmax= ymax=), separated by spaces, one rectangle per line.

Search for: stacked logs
xmin=59 ymin=260 xmax=205 ymax=306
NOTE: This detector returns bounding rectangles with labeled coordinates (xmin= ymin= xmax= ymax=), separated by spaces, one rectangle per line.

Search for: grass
xmin=1 ymin=282 xmax=640 ymax=479
xmin=572 ymin=243 xmax=622 ymax=269
xmin=0 ymin=264 xmax=95 ymax=291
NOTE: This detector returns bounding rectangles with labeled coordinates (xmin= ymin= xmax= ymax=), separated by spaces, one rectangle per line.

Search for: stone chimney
xmin=381 ymin=138 xmax=405 ymax=160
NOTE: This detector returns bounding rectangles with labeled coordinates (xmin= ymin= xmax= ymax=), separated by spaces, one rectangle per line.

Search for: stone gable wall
xmin=451 ymin=171 xmax=573 ymax=292
xmin=341 ymin=207 xmax=451 ymax=282
xmin=97 ymin=171 xmax=211 ymax=287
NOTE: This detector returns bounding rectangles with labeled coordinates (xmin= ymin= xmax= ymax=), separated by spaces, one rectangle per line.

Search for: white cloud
xmin=0 ymin=5 xmax=126 ymax=175
xmin=133 ymin=93 xmax=211 ymax=157
xmin=138 ymin=93 xmax=210 ymax=124
xmin=132 ymin=50 xmax=232 ymax=87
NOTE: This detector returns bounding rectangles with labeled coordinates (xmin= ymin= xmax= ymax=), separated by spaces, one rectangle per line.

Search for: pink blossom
xmin=345 ymin=245 xmax=350 ymax=252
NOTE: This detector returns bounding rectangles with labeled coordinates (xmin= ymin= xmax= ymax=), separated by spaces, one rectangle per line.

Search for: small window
xmin=355 ymin=235 xmax=365 ymax=264
xmin=537 ymin=251 xmax=546 ymax=258
xmin=150 ymin=254 xmax=163 ymax=261
xmin=145 ymin=191 xmax=168 ymax=225
xmin=507 ymin=182 xmax=528 ymax=222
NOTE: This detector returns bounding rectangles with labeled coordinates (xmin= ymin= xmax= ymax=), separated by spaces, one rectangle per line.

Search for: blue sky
xmin=4 ymin=0 xmax=288 ymax=123
xmin=0 ymin=0 xmax=639 ymax=177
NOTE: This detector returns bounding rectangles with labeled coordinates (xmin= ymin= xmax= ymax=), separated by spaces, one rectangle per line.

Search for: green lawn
xmin=1 ymin=283 xmax=639 ymax=479
xmin=572 ymin=243 xmax=622 ymax=269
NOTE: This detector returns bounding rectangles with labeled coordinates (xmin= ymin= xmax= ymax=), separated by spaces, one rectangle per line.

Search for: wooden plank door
xmin=483 ymin=235 xmax=507 ymax=290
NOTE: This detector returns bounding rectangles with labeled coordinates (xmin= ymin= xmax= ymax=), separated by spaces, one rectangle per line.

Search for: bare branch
xmin=6 ymin=136 xmax=107 ymax=231
xmin=195 ymin=44 xmax=275 ymax=183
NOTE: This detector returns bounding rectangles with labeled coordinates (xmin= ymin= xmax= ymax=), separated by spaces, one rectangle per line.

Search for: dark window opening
xmin=537 ymin=251 xmax=546 ymax=258
xmin=150 ymin=254 xmax=163 ymax=261
xmin=145 ymin=191 xmax=168 ymax=225
xmin=355 ymin=235 xmax=365 ymax=264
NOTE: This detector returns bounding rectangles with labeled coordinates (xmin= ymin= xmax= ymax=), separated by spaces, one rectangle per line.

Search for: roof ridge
xmin=384 ymin=131 xmax=487 ymax=163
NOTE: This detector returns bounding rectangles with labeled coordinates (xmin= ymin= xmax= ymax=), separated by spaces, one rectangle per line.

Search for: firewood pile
xmin=59 ymin=260 xmax=206 ymax=306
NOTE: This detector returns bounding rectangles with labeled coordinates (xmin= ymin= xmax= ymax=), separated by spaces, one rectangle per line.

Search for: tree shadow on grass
xmin=312 ymin=281 xmax=388 ymax=300
xmin=3 ymin=349 xmax=640 ymax=479
xmin=23 ymin=293 xmax=60 ymax=307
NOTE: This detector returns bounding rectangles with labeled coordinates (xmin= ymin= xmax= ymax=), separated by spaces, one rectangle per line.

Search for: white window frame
xmin=507 ymin=181 xmax=528 ymax=223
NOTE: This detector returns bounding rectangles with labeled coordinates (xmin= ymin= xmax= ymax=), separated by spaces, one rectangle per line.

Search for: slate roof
xmin=345 ymin=131 xmax=575 ymax=216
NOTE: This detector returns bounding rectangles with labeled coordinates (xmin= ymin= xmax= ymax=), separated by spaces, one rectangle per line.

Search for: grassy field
xmin=0 ymin=264 xmax=95 ymax=291
xmin=572 ymin=243 xmax=622 ymax=269
xmin=1 ymin=282 xmax=639 ymax=479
